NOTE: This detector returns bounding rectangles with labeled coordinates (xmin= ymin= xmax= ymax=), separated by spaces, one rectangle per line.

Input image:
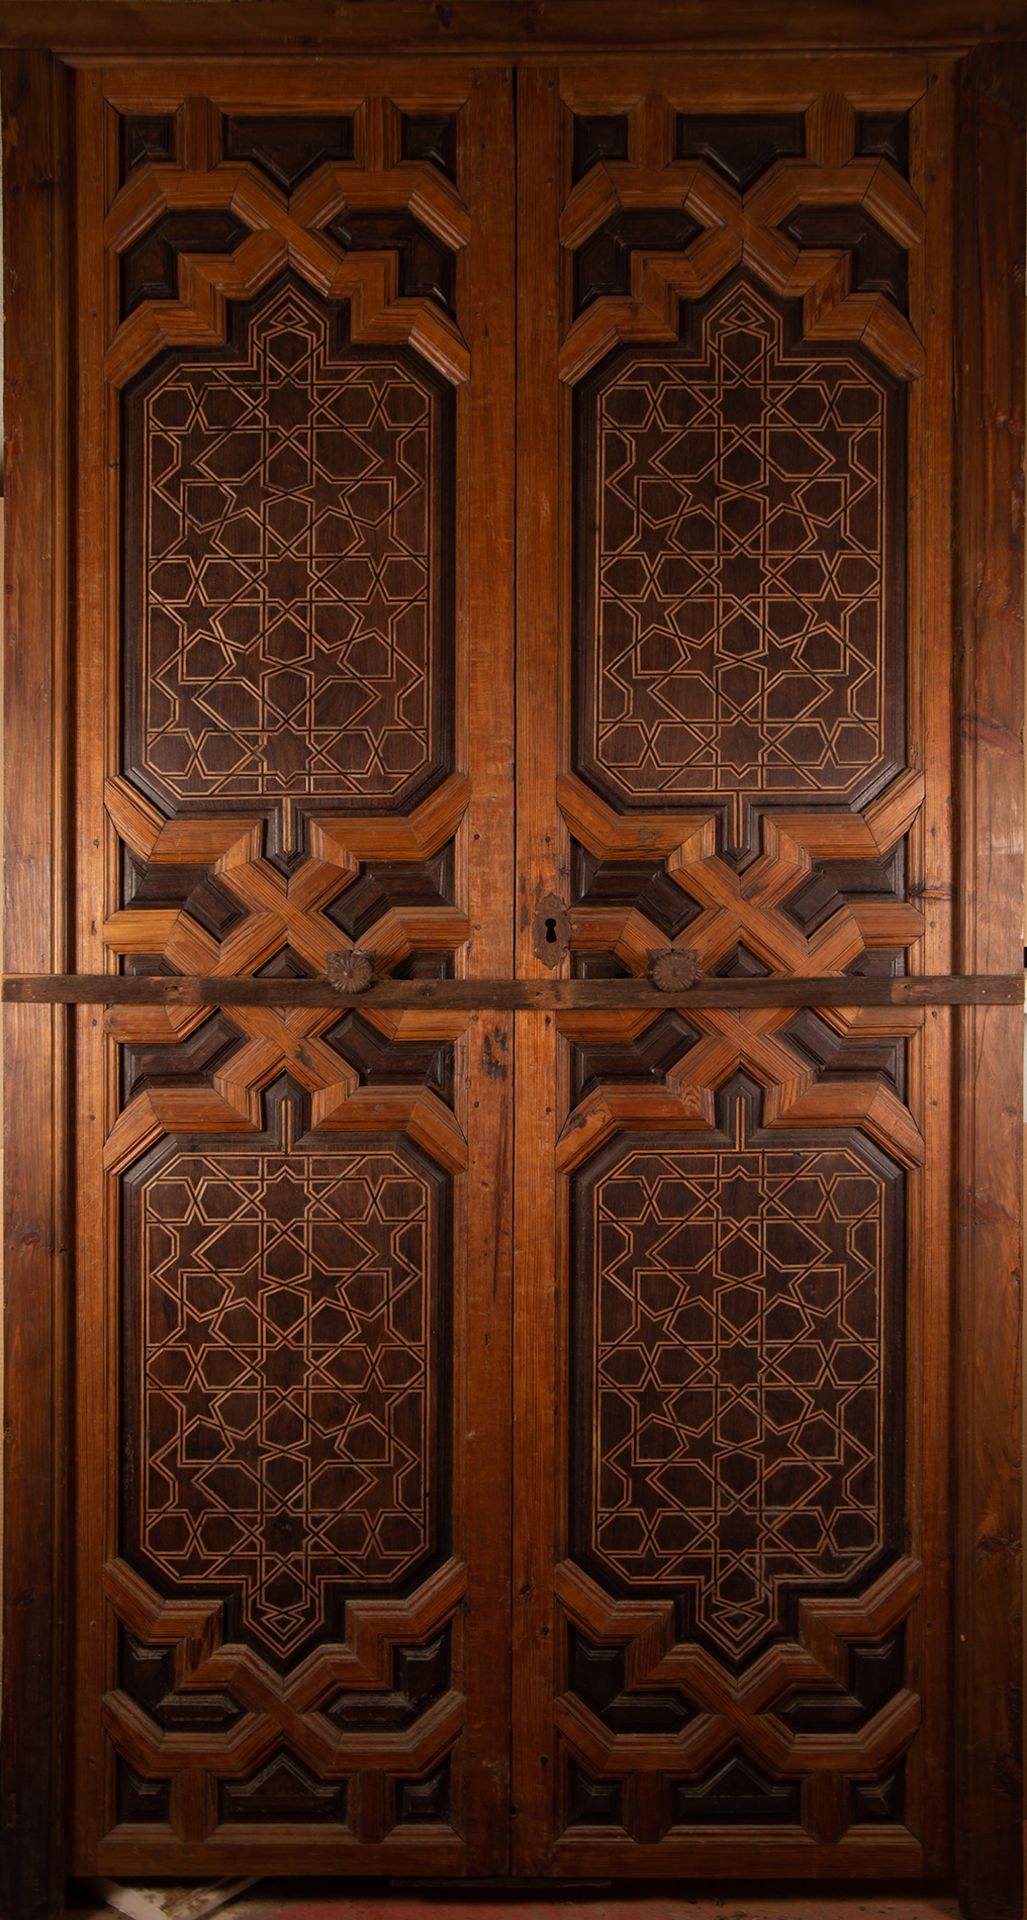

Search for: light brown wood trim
xmin=3 ymin=973 xmax=1022 ymax=1010
xmin=2 ymin=2 xmax=1027 ymax=56
xmin=0 ymin=46 xmax=72 ymax=1920
xmin=954 ymin=40 xmax=1025 ymax=1920
xmin=450 ymin=66 xmax=517 ymax=1873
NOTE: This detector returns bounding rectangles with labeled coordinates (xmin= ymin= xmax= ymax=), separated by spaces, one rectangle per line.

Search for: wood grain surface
xmin=0 ymin=19 xmax=1022 ymax=1920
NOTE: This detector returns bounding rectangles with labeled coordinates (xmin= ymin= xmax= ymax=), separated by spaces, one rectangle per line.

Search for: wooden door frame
xmin=1 ymin=10 xmax=1022 ymax=1920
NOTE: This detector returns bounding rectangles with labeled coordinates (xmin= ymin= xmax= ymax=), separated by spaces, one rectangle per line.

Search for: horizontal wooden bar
xmin=2 ymin=972 xmax=1023 ymax=1010
xmin=2 ymin=2 xmax=1025 ymax=55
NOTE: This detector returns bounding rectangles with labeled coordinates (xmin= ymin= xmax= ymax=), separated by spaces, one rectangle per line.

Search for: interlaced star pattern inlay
xmin=130 ymin=281 xmax=449 ymax=812
xmin=581 ymin=1097 xmax=893 ymax=1659
xmin=133 ymin=1114 xmax=440 ymax=1661
xmin=580 ymin=281 xmax=897 ymax=820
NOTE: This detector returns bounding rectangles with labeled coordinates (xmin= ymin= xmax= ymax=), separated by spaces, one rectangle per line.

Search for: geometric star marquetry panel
xmin=122 ymin=275 xmax=454 ymax=835
xmin=576 ymin=279 xmax=904 ymax=846
xmin=121 ymin=1086 xmax=450 ymax=1668
xmin=572 ymin=1081 xmax=902 ymax=1664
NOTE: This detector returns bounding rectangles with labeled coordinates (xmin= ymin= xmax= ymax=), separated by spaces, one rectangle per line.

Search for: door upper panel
xmin=514 ymin=54 xmax=956 ymax=1880
xmin=69 ymin=59 xmax=514 ymax=1876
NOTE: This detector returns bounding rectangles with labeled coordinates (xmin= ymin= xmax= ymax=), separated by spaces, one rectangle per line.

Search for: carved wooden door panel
xmin=67 ymin=59 xmax=515 ymax=1876
xmin=3 ymin=28 xmax=1020 ymax=1916
xmin=513 ymin=56 xmax=960 ymax=1879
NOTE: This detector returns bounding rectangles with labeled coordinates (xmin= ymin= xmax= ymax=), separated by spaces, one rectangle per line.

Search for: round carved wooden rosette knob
xmin=648 ymin=948 xmax=702 ymax=992
xmin=327 ymin=949 xmax=375 ymax=994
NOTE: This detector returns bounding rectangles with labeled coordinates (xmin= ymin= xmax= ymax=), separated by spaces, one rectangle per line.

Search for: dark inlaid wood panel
xmin=122 ymin=277 xmax=455 ymax=826
xmin=571 ymin=1081 xmax=904 ymax=1664
xmin=121 ymin=1088 xmax=451 ymax=1664
xmin=220 ymin=112 xmax=356 ymax=188
xmin=575 ymin=276 xmax=906 ymax=849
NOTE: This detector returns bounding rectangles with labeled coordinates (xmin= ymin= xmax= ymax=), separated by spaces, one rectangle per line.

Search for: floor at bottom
xmin=68 ymin=1884 xmax=962 ymax=1920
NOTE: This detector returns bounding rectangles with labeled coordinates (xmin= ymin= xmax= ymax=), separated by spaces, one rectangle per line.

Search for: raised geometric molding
xmin=566 ymin=1758 xmax=625 ymax=1828
xmin=851 ymin=1762 xmax=905 ymax=1825
xmin=326 ymin=1626 xmax=451 ymax=1731
xmin=117 ymin=1762 xmax=172 ymax=1825
xmin=394 ymin=1758 xmax=452 ymax=1825
xmin=568 ymin=1009 xmax=700 ymax=1106
xmin=854 ymin=111 xmax=910 ymax=179
xmin=325 ymin=843 xmax=456 ymax=939
xmin=553 ymin=1553 xmax=922 ymax=1796
xmin=325 ymin=1012 xmax=455 ymax=1107
xmin=783 ymin=206 xmax=908 ymax=315
xmin=219 ymin=1751 xmax=349 ymax=1823
xmin=325 ymin=209 xmax=456 ymax=315
xmin=842 ymin=946 xmax=907 ymax=979
xmin=781 ymin=1008 xmax=907 ymax=1100
xmin=400 ymin=112 xmax=458 ymax=183
xmin=101 ymin=1551 xmax=468 ymax=1792
xmin=574 ymin=208 xmax=700 ymax=315
xmin=782 ymin=845 xmax=906 ymax=935
xmin=120 ymin=211 xmax=250 ymax=318
xmin=118 ymin=1630 xmax=244 ymax=1732
xmin=675 ymin=113 xmax=806 ymax=190
xmin=121 ymin=1011 xmax=246 ymax=1104
xmin=575 ymin=276 xmax=905 ymax=845
xmin=571 ymin=838 xmax=701 ymax=940
xmin=571 ymin=1078 xmax=903 ymax=1664
xmin=572 ymin=951 xmax=639 ymax=981
xmin=567 ymin=1624 xmax=693 ymax=1734
xmin=572 ymin=113 xmax=630 ymax=184
xmin=221 ymin=113 xmax=356 ymax=191
xmin=707 ymin=944 xmax=772 ymax=980
xmin=122 ymin=275 xmax=454 ymax=831
xmin=773 ymin=1629 xmax=904 ymax=1734
xmin=121 ymin=853 xmax=249 ymax=934
xmin=387 ymin=950 xmax=457 ymax=980
xmin=569 ymin=823 xmax=912 ymax=983
xmin=121 ymin=1083 xmax=451 ymax=1668
xmin=671 ymin=1748 xmax=801 ymax=1825
xmin=118 ymin=111 xmax=177 ymax=183
xmin=107 ymin=830 xmax=468 ymax=1008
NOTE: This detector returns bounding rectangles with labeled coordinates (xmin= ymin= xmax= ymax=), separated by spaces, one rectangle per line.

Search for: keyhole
xmin=534 ymin=897 xmax=566 ymax=967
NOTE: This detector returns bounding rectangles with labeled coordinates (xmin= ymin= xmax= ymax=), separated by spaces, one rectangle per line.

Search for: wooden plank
xmin=68 ymin=59 xmax=116 ymax=1873
xmin=3 ymin=972 xmax=1022 ymax=1008
xmin=511 ymin=66 xmax=565 ymax=1876
xmin=452 ymin=65 xmax=516 ymax=1874
xmin=902 ymin=56 xmax=958 ymax=1880
xmin=0 ymin=47 xmax=71 ymax=1920
xmin=1 ymin=2 xmax=1026 ymax=55
xmin=954 ymin=40 xmax=1025 ymax=1920
xmin=514 ymin=62 xmax=566 ymax=982
xmin=510 ymin=1003 xmax=562 ymax=1876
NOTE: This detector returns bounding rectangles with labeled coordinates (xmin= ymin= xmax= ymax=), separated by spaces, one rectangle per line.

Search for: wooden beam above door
xmin=1 ymin=1 xmax=1026 ymax=54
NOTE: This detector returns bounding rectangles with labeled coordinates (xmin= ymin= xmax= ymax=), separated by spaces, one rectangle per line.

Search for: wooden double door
xmin=2 ymin=31 xmax=1023 ymax=1918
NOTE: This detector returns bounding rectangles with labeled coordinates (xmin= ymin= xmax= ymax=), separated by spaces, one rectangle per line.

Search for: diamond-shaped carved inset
xmin=576 ymin=278 xmax=904 ymax=838
xmin=573 ymin=1084 xmax=902 ymax=1662
xmin=123 ymin=277 xmax=453 ymax=825
xmin=123 ymin=1089 xmax=449 ymax=1665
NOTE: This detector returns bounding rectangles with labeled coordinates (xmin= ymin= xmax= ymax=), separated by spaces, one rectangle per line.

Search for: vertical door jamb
xmin=0 ymin=45 xmax=72 ymax=1920
xmin=955 ymin=37 xmax=1025 ymax=1920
